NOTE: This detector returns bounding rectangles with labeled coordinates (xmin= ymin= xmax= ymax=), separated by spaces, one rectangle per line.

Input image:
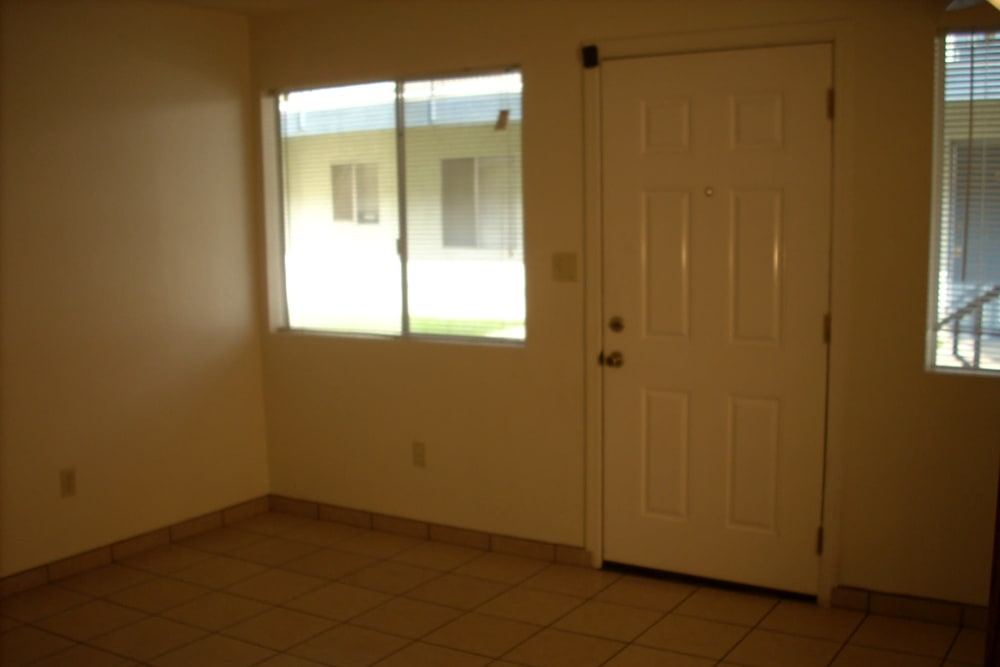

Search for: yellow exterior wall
xmin=283 ymin=129 xmax=398 ymax=236
xmin=280 ymin=120 xmax=524 ymax=333
xmin=282 ymin=122 xmax=523 ymax=257
xmin=0 ymin=0 xmax=270 ymax=576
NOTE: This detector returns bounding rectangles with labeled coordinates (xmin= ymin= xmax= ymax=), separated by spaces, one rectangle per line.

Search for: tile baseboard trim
xmin=0 ymin=496 xmax=269 ymax=598
xmin=2 ymin=494 xmax=983 ymax=631
xmin=268 ymin=494 xmax=594 ymax=567
xmin=266 ymin=497 xmax=987 ymax=624
xmin=831 ymin=585 xmax=987 ymax=629
xmin=0 ymin=494 xmax=591 ymax=599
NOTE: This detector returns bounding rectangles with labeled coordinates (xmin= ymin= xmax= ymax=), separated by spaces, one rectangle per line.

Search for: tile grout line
xmin=4 ymin=515 xmax=986 ymax=666
xmin=258 ymin=534 xmax=536 ymax=664
xmin=713 ymin=594 xmax=781 ymax=666
xmin=820 ymin=607 xmax=867 ymax=667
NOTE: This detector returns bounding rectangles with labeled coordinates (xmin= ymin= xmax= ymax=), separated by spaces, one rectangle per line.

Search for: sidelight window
xmin=929 ymin=32 xmax=1000 ymax=372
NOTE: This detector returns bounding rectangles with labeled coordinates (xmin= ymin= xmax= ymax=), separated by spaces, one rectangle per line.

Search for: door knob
xmin=604 ymin=351 xmax=624 ymax=367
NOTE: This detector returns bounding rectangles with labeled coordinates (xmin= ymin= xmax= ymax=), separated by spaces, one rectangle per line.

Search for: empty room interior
xmin=2 ymin=0 xmax=1000 ymax=665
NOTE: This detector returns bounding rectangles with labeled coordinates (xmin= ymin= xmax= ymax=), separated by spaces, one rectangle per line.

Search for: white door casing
xmin=601 ymin=44 xmax=832 ymax=594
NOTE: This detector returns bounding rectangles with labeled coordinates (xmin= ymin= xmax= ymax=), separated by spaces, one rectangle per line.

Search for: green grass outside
xmin=409 ymin=317 xmax=523 ymax=338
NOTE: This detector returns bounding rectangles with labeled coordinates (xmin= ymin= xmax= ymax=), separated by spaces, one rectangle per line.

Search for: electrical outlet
xmin=412 ymin=441 xmax=426 ymax=468
xmin=59 ymin=468 xmax=76 ymax=498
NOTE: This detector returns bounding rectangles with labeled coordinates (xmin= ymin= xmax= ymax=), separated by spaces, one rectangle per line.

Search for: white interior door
xmin=601 ymin=44 xmax=832 ymax=594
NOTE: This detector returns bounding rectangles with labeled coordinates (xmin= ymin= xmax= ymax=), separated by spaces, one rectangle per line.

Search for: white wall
xmin=0 ymin=0 xmax=270 ymax=576
xmin=1 ymin=0 xmax=994 ymax=608
xmin=253 ymin=0 xmax=1000 ymax=606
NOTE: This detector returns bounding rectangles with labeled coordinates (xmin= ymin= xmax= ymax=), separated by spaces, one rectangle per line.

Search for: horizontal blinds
xmin=404 ymin=72 xmax=525 ymax=339
xmin=279 ymin=81 xmax=402 ymax=335
xmin=277 ymin=72 xmax=525 ymax=342
xmin=932 ymin=33 xmax=1000 ymax=371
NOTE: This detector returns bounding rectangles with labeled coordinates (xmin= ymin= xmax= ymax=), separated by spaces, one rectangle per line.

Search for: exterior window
xmin=442 ymin=156 xmax=517 ymax=250
xmin=929 ymin=32 xmax=1000 ymax=373
xmin=278 ymin=72 xmax=524 ymax=340
xmin=331 ymin=163 xmax=379 ymax=223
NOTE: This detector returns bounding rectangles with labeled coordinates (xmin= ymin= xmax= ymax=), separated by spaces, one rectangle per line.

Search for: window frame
xmin=441 ymin=155 xmax=518 ymax=251
xmin=331 ymin=162 xmax=380 ymax=224
xmin=928 ymin=30 xmax=1000 ymax=375
xmin=272 ymin=69 xmax=526 ymax=344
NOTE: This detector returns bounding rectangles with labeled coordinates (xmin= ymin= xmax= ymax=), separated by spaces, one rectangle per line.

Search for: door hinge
xmin=582 ymin=45 xmax=600 ymax=69
xmin=827 ymin=88 xmax=835 ymax=120
xmin=816 ymin=526 xmax=824 ymax=555
xmin=823 ymin=313 xmax=831 ymax=344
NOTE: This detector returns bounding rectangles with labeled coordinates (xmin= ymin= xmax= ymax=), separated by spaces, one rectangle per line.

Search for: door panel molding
xmin=583 ymin=23 xmax=854 ymax=602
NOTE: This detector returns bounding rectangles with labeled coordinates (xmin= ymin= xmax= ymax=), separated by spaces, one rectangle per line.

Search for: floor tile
xmin=594 ymin=575 xmax=697 ymax=613
xmin=105 ymin=576 xmax=209 ymax=613
xmin=150 ymin=634 xmax=275 ymax=666
xmin=0 ymin=626 xmax=76 ymax=666
xmin=290 ymin=624 xmax=410 ymax=666
xmin=230 ymin=512 xmax=313 ymax=536
xmin=0 ymin=585 xmax=90 ymax=622
xmin=392 ymin=542 xmax=485 ymax=571
xmin=256 ymin=654 xmax=328 ymax=666
xmin=376 ymin=641 xmax=490 ymax=666
xmin=725 ymin=628 xmax=841 ymax=666
xmin=425 ymin=612 xmax=541 ymax=658
xmin=849 ymin=614 xmax=958 ymax=658
xmin=171 ymin=554 xmax=268 ymax=588
xmin=672 ymin=587 xmax=778 ymax=626
xmin=477 ymin=587 xmax=582 ymax=626
xmin=352 ymin=596 xmax=463 ymax=639
xmin=635 ymin=614 xmax=748 ymax=659
xmin=831 ymin=644 xmax=942 ymax=666
xmin=181 ymin=527 xmax=267 ymax=554
xmin=36 ymin=599 xmax=145 ymax=640
xmin=5 ymin=515 xmax=985 ymax=667
xmin=338 ymin=531 xmax=423 ymax=558
xmin=29 ymin=643 xmax=139 ymax=666
xmin=226 ymin=568 xmax=326 ymax=604
xmin=89 ymin=616 xmax=206 ymax=662
xmin=406 ymin=573 xmax=510 ymax=610
xmin=281 ymin=522 xmax=369 ymax=548
xmin=603 ymin=644 xmax=715 ymax=666
xmin=948 ymin=627 xmax=986 ymax=664
xmin=161 ymin=590 xmax=270 ymax=630
xmin=230 ymin=536 xmax=321 ymax=566
xmin=54 ymin=564 xmax=153 ymax=597
xmin=283 ymin=548 xmax=378 ymax=580
xmin=455 ymin=553 xmax=550 ymax=585
xmin=118 ymin=544 xmax=211 ymax=575
xmin=285 ymin=581 xmax=392 ymax=621
xmin=759 ymin=599 xmax=864 ymax=641
xmin=341 ymin=561 xmax=441 ymax=595
xmin=521 ymin=564 xmax=621 ymax=598
xmin=502 ymin=627 xmax=624 ymax=667
xmin=223 ymin=607 xmax=335 ymax=649
xmin=553 ymin=600 xmax=662 ymax=642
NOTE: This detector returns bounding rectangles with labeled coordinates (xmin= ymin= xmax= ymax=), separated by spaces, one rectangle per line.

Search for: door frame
xmin=583 ymin=22 xmax=855 ymax=602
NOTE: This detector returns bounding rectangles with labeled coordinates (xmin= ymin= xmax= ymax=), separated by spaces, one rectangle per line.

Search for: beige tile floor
xmin=0 ymin=512 xmax=986 ymax=666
